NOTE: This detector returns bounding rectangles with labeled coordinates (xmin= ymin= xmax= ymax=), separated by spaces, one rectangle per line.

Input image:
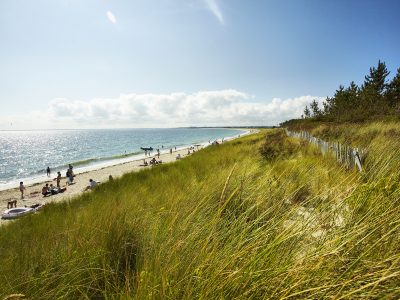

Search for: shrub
xmin=259 ymin=129 xmax=299 ymax=161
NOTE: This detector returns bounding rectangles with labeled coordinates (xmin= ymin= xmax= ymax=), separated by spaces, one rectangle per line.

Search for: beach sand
xmin=0 ymin=146 xmax=198 ymax=226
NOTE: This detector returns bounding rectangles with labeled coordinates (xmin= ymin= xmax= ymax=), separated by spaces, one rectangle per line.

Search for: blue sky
xmin=1 ymin=0 xmax=399 ymax=129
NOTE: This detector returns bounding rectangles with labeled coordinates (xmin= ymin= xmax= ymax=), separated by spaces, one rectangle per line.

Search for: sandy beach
xmin=0 ymin=146 xmax=199 ymax=226
xmin=0 ymin=129 xmax=255 ymax=226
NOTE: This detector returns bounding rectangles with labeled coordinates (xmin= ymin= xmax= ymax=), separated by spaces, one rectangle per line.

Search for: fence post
xmin=285 ymin=130 xmax=364 ymax=173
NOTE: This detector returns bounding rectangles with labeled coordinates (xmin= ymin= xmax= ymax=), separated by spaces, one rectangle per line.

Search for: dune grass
xmin=0 ymin=124 xmax=399 ymax=299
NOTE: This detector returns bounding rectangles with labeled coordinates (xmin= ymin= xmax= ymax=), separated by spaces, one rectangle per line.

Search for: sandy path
xmin=0 ymin=146 xmax=197 ymax=226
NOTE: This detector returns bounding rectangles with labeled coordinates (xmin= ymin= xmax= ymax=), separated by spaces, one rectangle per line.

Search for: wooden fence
xmin=286 ymin=130 xmax=365 ymax=172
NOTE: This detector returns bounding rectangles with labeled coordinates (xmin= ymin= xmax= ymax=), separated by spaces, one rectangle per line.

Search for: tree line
xmin=301 ymin=61 xmax=400 ymax=122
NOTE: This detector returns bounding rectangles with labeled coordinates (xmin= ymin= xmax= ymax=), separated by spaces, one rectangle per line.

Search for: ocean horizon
xmin=0 ymin=127 xmax=247 ymax=190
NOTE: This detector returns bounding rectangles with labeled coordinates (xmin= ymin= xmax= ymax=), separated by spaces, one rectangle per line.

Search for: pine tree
xmin=385 ymin=68 xmax=400 ymax=109
xmin=332 ymin=85 xmax=346 ymax=119
xmin=300 ymin=61 xmax=399 ymax=123
xmin=310 ymin=99 xmax=321 ymax=118
xmin=363 ymin=60 xmax=390 ymax=95
xmin=304 ymin=106 xmax=311 ymax=118
xmin=360 ymin=60 xmax=390 ymax=116
xmin=322 ymin=97 xmax=332 ymax=116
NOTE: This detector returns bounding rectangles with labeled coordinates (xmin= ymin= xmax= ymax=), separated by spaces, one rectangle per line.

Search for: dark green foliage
xmin=259 ymin=129 xmax=299 ymax=161
xmin=304 ymin=106 xmax=311 ymax=118
xmin=283 ymin=61 xmax=399 ymax=126
xmin=385 ymin=68 xmax=400 ymax=110
xmin=363 ymin=60 xmax=390 ymax=95
xmin=310 ymin=99 xmax=322 ymax=119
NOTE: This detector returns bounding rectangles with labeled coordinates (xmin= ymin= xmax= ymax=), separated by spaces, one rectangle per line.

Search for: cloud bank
xmin=0 ymin=90 xmax=323 ymax=129
xmin=48 ymin=90 xmax=322 ymax=127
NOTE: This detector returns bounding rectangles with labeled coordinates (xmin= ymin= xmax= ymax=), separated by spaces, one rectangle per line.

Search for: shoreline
xmin=0 ymin=128 xmax=247 ymax=191
xmin=0 ymin=130 xmax=253 ymax=225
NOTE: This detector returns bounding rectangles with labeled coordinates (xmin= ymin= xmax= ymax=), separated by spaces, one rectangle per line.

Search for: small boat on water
xmin=1 ymin=204 xmax=44 ymax=220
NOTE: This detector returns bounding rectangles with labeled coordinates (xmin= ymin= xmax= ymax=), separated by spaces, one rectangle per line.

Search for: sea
xmin=0 ymin=128 xmax=247 ymax=190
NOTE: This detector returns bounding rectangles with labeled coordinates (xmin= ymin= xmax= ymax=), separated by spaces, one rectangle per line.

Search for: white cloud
xmin=0 ymin=90 xmax=324 ymax=129
xmin=106 ymin=11 xmax=117 ymax=24
xmin=204 ymin=0 xmax=224 ymax=25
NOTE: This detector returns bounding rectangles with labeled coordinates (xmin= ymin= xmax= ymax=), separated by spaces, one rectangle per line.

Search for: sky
xmin=1 ymin=0 xmax=399 ymax=129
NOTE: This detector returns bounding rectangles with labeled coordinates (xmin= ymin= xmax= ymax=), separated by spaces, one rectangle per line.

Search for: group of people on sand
xmin=142 ymin=157 xmax=162 ymax=166
xmin=6 ymin=161 xmax=108 ymax=212
xmin=6 ymin=181 xmax=27 ymax=208
xmin=41 ymin=183 xmax=66 ymax=197
xmin=11 ymin=145 xmax=200 ymax=206
xmin=150 ymin=157 xmax=162 ymax=165
xmin=187 ymin=147 xmax=196 ymax=155
xmin=15 ymin=164 xmax=73 ymax=201
xmin=44 ymin=164 xmax=74 ymax=187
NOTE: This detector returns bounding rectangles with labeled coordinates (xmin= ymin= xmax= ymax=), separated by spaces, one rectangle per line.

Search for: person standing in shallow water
xmin=46 ymin=166 xmax=51 ymax=177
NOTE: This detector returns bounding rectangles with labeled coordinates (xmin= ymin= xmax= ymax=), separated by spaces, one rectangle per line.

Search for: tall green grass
xmin=0 ymin=124 xmax=399 ymax=299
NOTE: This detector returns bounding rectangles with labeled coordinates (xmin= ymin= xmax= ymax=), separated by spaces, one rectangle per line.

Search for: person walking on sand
xmin=19 ymin=181 xmax=26 ymax=199
xmin=46 ymin=166 xmax=51 ymax=177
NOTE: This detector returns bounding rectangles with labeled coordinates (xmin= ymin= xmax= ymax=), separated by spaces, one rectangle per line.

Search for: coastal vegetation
xmin=1 ymin=119 xmax=399 ymax=298
xmin=282 ymin=60 xmax=400 ymax=128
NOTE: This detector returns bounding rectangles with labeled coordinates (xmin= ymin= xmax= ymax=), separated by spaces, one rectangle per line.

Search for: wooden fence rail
xmin=286 ymin=130 xmax=364 ymax=172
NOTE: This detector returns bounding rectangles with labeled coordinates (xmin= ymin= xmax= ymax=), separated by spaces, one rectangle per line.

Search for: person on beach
xmin=46 ymin=166 xmax=51 ymax=177
xmin=42 ymin=184 xmax=51 ymax=197
xmin=69 ymin=165 xmax=75 ymax=177
xmin=66 ymin=169 xmax=74 ymax=185
xmin=109 ymin=175 xmax=113 ymax=181
xmin=89 ymin=179 xmax=97 ymax=189
xmin=84 ymin=179 xmax=97 ymax=191
xmin=7 ymin=199 xmax=17 ymax=209
xmin=49 ymin=184 xmax=59 ymax=195
xmin=157 ymin=149 xmax=160 ymax=159
xmin=56 ymin=171 xmax=61 ymax=188
xmin=170 ymin=148 xmax=172 ymax=154
xmin=19 ymin=181 xmax=26 ymax=199
xmin=176 ymin=153 xmax=181 ymax=160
